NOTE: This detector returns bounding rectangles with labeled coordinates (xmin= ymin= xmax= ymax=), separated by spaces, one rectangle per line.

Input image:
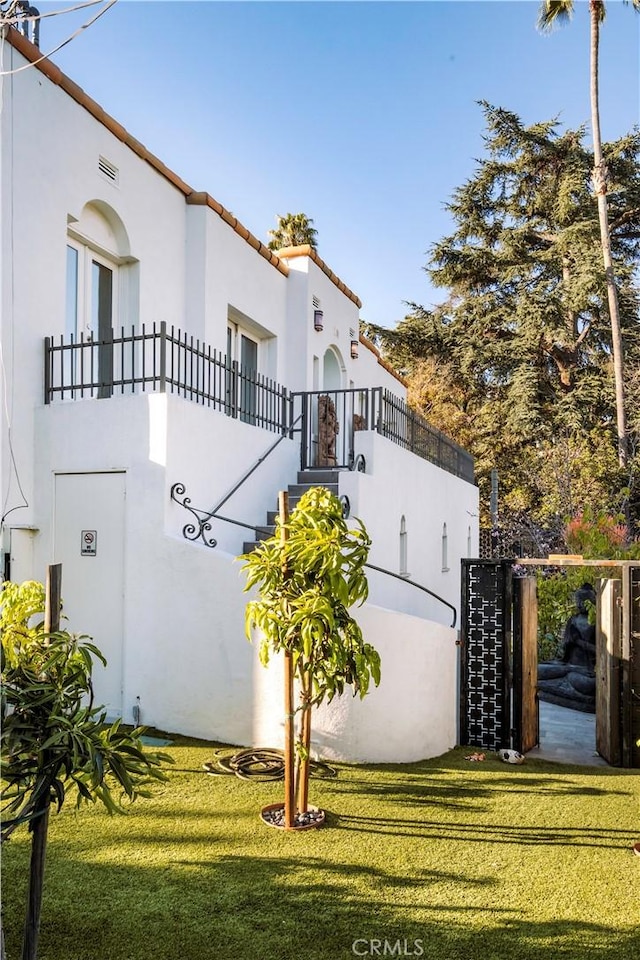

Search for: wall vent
xmin=98 ymin=156 xmax=119 ymax=184
xmin=312 ymin=296 xmax=321 ymax=309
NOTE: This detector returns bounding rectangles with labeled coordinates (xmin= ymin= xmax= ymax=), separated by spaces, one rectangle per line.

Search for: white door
xmin=53 ymin=472 xmax=126 ymax=719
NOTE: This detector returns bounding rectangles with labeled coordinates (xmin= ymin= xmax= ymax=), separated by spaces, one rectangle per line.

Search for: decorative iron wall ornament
xmin=170 ymin=482 xmax=217 ymax=548
xmin=460 ymin=560 xmax=512 ymax=751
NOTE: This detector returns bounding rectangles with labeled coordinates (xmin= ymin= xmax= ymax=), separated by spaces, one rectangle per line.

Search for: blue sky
xmin=21 ymin=0 xmax=640 ymax=327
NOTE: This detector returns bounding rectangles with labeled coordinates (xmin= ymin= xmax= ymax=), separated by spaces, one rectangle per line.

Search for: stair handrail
xmin=363 ymin=561 xmax=457 ymax=628
xmin=170 ymin=413 xmax=303 ymax=547
xmin=210 ymin=412 xmax=303 ymax=517
xmin=169 ymin=486 xmax=458 ymax=627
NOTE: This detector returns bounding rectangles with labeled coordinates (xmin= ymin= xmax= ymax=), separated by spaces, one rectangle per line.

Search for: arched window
xmin=65 ymin=202 xmax=137 ymax=396
xmin=399 ymin=515 xmax=408 ymax=577
xmin=441 ymin=523 xmax=449 ymax=572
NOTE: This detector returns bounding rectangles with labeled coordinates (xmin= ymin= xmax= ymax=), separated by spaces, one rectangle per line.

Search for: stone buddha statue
xmin=537 ymin=583 xmax=596 ymax=713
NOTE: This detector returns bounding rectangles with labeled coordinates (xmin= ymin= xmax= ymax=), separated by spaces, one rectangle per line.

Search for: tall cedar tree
xmin=365 ymin=105 xmax=640 ymax=539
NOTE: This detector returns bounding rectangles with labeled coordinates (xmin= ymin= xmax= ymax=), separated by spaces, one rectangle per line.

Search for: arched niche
xmin=322 ymin=346 xmax=345 ymax=391
xmin=68 ymin=200 xmax=132 ymax=261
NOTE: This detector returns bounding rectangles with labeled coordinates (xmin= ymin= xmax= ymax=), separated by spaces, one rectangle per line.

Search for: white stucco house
xmin=1 ymin=26 xmax=479 ymax=762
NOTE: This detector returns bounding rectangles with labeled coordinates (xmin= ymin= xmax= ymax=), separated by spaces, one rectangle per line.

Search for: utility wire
xmin=0 ymin=23 xmax=28 ymax=530
xmin=8 ymin=1 xmax=109 ymax=21
xmin=0 ymin=0 xmax=117 ymax=527
xmin=0 ymin=0 xmax=117 ymax=75
xmin=0 ymin=344 xmax=29 ymax=528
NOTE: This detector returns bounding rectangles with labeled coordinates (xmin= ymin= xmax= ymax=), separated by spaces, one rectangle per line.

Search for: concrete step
xmin=244 ymin=474 xmax=341 ymax=555
xmin=297 ymin=470 xmax=340 ymax=484
xmin=255 ymin=526 xmax=275 ymax=542
xmin=287 ymin=482 xmax=339 ymax=499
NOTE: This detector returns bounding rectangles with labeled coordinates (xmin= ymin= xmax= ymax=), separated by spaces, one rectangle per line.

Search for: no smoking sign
xmin=81 ymin=530 xmax=97 ymax=556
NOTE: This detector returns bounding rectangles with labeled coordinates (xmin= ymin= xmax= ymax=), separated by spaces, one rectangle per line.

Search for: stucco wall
xmin=30 ymin=392 xmax=299 ymax=739
xmin=338 ymin=431 xmax=479 ymax=625
xmin=1 ymin=43 xmax=288 ymax=538
xmin=28 ymin=392 xmax=465 ymax=750
xmin=252 ymin=603 xmax=458 ymax=763
xmin=283 ymin=257 xmax=406 ymax=398
xmin=3 ymin=37 xmax=476 ymax=758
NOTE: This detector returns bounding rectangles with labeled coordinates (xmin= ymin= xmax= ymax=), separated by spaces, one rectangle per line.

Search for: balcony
xmin=44 ymin=322 xmax=290 ymax=435
xmin=44 ymin=324 xmax=474 ymax=483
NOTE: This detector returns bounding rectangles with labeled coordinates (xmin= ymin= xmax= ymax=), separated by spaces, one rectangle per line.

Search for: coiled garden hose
xmin=203 ymin=747 xmax=337 ymax=782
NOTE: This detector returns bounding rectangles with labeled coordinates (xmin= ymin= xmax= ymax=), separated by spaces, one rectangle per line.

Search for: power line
xmin=12 ymin=1 xmax=109 ymax=21
xmin=0 ymin=0 xmax=118 ymax=75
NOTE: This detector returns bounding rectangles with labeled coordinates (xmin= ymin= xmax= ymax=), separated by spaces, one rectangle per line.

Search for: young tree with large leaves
xmin=240 ymin=487 xmax=379 ymax=826
xmin=365 ymin=105 xmax=640 ymax=539
xmin=267 ymin=212 xmax=318 ymax=251
xmin=538 ymin=0 xmax=640 ymax=469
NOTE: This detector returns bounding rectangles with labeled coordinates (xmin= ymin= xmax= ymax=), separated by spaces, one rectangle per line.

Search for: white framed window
xmin=65 ymin=240 xmax=119 ymax=398
xmin=226 ymin=322 xmax=259 ymax=372
xmin=64 ymin=202 xmax=137 ymax=399
xmin=442 ymin=523 xmax=449 ymax=572
xmin=66 ymin=239 xmax=118 ymax=343
xmin=399 ymin=516 xmax=408 ymax=577
xmin=226 ymin=320 xmax=260 ymax=424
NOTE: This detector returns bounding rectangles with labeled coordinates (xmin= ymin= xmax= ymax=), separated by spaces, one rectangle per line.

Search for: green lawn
xmin=2 ymin=738 xmax=639 ymax=960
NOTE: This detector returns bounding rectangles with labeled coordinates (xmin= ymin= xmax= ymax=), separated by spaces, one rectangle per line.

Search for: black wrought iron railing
xmin=44 ymin=328 xmax=474 ymax=480
xmin=44 ymin=323 xmax=292 ymax=436
xmin=293 ymin=388 xmax=373 ymax=471
xmin=376 ymin=389 xmax=474 ymax=483
xmin=293 ymin=388 xmax=474 ymax=482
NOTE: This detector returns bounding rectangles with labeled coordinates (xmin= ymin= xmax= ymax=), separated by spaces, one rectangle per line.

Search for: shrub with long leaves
xmin=1 ymin=581 xmax=171 ymax=842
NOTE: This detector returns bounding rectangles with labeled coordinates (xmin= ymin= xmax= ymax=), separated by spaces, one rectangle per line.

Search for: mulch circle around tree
xmin=260 ymin=802 xmax=326 ymax=831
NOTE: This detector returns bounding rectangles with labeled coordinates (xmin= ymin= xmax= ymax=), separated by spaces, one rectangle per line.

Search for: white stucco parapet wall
xmin=251 ymin=603 xmax=458 ymax=764
xmin=338 ymin=430 xmax=479 ymax=625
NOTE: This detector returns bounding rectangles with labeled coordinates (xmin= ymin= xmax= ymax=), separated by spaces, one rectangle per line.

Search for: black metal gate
xmin=626 ymin=567 xmax=640 ymax=768
xmin=460 ymin=560 xmax=513 ymax=751
xmin=461 ymin=559 xmax=639 ymax=765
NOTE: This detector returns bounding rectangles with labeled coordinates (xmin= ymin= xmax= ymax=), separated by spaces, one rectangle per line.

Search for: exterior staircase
xmin=242 ymin=469 xmax=340 ymax=553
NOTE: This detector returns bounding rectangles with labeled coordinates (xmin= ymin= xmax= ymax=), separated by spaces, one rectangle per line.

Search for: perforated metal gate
xmin=461 ymin=560 xmax=639 ymax=765
xmin=460 ymin=560 xmax=513 ymax=751
xmin=627 ymin=567 xmax=640 ymax=768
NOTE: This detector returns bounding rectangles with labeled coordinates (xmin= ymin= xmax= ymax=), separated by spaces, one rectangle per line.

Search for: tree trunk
xmin=21 ymin=803 xmax=50 ymax=960
xmin=295 ymin=670 xmax=313 ymax=814
xmin=21 ymin=564 xmax=61 ymax=959
xmin=279 ymin=492 xmax=296 ymax=828
xmin=590 ymin=0 xmax=628 ymax=469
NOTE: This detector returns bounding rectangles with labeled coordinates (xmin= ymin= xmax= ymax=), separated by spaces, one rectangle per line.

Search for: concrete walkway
xmin=526 ymin=700 xmax=609 ymax=767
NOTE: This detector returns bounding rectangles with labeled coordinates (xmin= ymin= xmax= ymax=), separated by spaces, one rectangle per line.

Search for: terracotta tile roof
xmin=6 ymin=25 xmax=406 ymax=392
xmin=358 ymin=333 xmax=408 ymax=387
xmin=186 ymin=193 xmax=287 ymax=274
xmin=4 ymin=27 xmax=287 ymax=276
xmin=275 ymin=245 xmax=361 ymax=308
